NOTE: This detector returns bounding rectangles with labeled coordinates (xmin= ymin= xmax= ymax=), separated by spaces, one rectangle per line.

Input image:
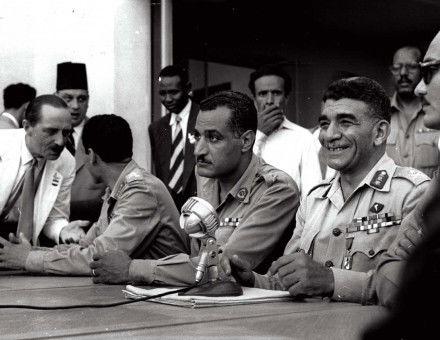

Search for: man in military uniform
xmin=386 ymin=46 xmax=440 ymax=178
xmin=370 ymin=32 xmax=440 ymax=309
xmin=89 ymin=91 xmax=300 ymax=286
xmin=0 ymin=115 xmax=190 ymax=275
xmin=223 ymin=77 xmax=429 ymax=305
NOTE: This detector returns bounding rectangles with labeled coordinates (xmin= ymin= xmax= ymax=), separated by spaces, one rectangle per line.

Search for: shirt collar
xmin=169 ymin=99 xmax=191 ymax=126
xmin=2 ymin=112 xmax=19 ymax=128
xmin=279 ymin=117 xmax=296 ymax=130
xmin=108 ymin=160 xmax=137 ymax=200
xmin=390 ymin=92 xmax=422 ymax=116
xmin=200 ymin=154 xmax=260 ymax=207
xmin=21 ymin=129 xmax=34 ymax=166
xmin=325 ymin=153 xmax=396 ymax=200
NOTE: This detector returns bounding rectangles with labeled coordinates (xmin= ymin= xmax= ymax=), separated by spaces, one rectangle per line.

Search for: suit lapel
xmin=0 ymin=132 xmax=23 ymax=213
xmin=33 ymin=162 xmax=62 ymax=244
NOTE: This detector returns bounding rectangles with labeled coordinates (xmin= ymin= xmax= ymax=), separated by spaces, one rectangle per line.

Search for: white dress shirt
xmin=72 ymin=120 xmax=85 ymax=149
xmin=253 ymin=117 xmax=322 ymax=198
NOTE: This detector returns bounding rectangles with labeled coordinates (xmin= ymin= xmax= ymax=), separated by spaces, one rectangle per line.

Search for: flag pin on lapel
xmin=52 ymin=173 xmax=60 ymax=186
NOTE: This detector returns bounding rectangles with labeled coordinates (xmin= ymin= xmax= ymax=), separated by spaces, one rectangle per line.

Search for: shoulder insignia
xmin=125 ymin=170 xmax=144 ymax=184
xmin=394 ymin=167 xmax=430 ymax=186
xmin=307 ymin=178 xmax=333 ymax=197
xmin=370 ymin=170 xmax=388 ymax=189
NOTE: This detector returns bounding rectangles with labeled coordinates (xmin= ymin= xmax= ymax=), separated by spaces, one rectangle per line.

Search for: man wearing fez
xmin=0 ymin=95 xmax=88 ymax=245
xmin=55 ymin=62 xmax=106 ymax=224
xmin=224 ymin=77 xmax=429 ymax=305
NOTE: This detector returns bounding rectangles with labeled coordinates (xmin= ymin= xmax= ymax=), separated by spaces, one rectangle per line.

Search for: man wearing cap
xmin=56 ymin=62 xmax=106 ymax=223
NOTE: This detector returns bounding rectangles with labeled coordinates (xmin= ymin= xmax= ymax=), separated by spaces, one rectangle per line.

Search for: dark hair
xmin=248 ymin=64 xmax=292 ymax=96
xmin=159 ymin=65 xmax=189 ymax=85
xmin=322 ymin=77 xmax=391 ymax=122
xmin=3 ymin=83 xmax=36 ymax=109
xmin=82 ymin=114 xmax=133 ymax=163
xmin=200 ymin=90 xmax=257 ymax=137
xmin=24 ymin=94 xmax=68 ymax=126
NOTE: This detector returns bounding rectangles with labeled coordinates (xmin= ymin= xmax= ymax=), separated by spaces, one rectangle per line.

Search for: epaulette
xmin=307 ymin=178 xmax=334 ymax=197
xmin=125 ymin=169 xmax=144 ymax=185
xmin=393 ymin=167 xmax=430 ymax=186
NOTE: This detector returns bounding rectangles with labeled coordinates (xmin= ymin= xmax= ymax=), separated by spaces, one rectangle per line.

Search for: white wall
xmin=0 ymin=0 xmax=151 ymax=169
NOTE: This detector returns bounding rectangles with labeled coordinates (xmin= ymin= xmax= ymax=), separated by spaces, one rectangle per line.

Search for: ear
xmin=88 ymin=148 xmax=98 ymax=165
xmin=22 ymin=119 xmax=31 ymax=132
xmin=240 ymin=130 xmax=255 ymax=153
xmin=373 ymin=120 xmax=390 ymax=146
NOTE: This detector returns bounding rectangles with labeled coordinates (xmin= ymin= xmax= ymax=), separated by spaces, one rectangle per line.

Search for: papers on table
xmin=123 ymin=285 xmax=293 ymax=308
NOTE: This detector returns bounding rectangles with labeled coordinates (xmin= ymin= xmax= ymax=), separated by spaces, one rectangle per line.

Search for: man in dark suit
xmin=55 ymin=62 xmax=106 ymax=224
xmin=149 ymin=65 xmax=198 ymax=210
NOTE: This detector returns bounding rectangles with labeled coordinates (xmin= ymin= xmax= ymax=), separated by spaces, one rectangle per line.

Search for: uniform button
xmin=325 ymin=260 xmax=334 ymax=267
xmin=405 ymin=134 xmax=410 ymax=139
xmin=368 ymin=249 xmax=375 ymax=256
xmin=332 ymin=228 xmax=342 ymax=237
xmin=403 ymin=153 xmax=409 ymax=158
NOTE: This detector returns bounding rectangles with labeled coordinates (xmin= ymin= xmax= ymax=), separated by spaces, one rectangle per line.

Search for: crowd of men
xmin=1 ymin=31 xmax=440 ymax=336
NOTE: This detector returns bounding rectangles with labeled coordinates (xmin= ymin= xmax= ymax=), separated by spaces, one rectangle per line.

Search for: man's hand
xmin=258 ymin=105 xmax=284 ymax=135
xmin=60 ymin=220 xmax=90 ymax=244
xmin=270 ymin=251 xmax=334 ymax=298
xmin=90 ymin=250 xmax=131 ymax=284
xmin=0 ymin=233 xmax=32 ymax=269
xmin=394 ymin=224 xmax=424 ymax=259
xmin=220 ymin=254 xmax=255 ymax=287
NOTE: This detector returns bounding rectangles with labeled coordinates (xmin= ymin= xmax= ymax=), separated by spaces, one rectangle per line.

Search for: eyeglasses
xmin=389 ymin=62 xmax=420 ymax=75
xmin=419 ymin=59 xmax=440 ymax=85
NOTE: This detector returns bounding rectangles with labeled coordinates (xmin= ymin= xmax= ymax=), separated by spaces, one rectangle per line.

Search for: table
xmin=0 ymin=273 xmax=388 ymax=339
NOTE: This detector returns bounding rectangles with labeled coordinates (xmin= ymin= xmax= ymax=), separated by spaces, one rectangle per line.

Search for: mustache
xmin=196 ymin=156 xmax=211 ymax=163
xmin=398 ymin=75 xmax=412 ymax=84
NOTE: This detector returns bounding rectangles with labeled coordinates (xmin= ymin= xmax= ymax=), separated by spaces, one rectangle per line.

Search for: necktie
xmin=66 ymin=129 xmax=76 ymax=156
xmin=168 ymin=116 xmax=184 ymax=194
xmin=16 ymin=159 xmax=44 ymax=242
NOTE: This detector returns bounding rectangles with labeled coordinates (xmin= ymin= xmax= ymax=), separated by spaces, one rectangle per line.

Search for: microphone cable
xmin=0 ymin=284 xmax=198 ymax=310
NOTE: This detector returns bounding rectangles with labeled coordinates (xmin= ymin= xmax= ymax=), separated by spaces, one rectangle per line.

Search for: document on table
xmin=123 ymin=285 xmax=293 ymax=308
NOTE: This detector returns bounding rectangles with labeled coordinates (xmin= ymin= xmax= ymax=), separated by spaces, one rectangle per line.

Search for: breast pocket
xmin=350 ymin=223 xmax=400 ymax=272
xmin=414 ymin=131 xmax=439 ymax=168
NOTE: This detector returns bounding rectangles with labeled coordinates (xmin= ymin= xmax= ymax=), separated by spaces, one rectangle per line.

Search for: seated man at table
xmin=223 ymin=77 xmax=430 ymax=305
xmin=0 ymin=114 xmax=190 ymax=274
xmin=89 ymin=90 xmax=300 ymax=285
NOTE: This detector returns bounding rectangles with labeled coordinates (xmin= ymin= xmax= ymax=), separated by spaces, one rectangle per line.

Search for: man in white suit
xmin=0 ymin=95 xmax=86 ymax=245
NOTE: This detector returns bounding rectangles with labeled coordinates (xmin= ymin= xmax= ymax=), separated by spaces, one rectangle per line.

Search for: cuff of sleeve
xmin=129 ymin=259 xmax=155 ymax=283
xmin=331 ymin=267 xmax=369 ymax=303
xmin=44 ymin=219 xmax=69 ymax=244
xmin=25 ymin=251 xmax=45 ymax=272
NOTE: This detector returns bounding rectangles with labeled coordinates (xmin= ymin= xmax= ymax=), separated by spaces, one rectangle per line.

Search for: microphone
xmin=179 ymin=197 xmax=243 ymax=296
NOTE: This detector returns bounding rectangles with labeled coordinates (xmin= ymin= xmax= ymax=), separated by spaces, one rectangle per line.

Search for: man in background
xmin=55 ymin=62 xmax=106 ymax=223
xmin=249 ymin=64 xmax=321 ymax=198
xmin=386 ymin=46 xmax=440 ymax=178
xmin=0 ymin=83 xmax=36 ymax=129
xmin=149 ymin=65 xmax=198 ymax=211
